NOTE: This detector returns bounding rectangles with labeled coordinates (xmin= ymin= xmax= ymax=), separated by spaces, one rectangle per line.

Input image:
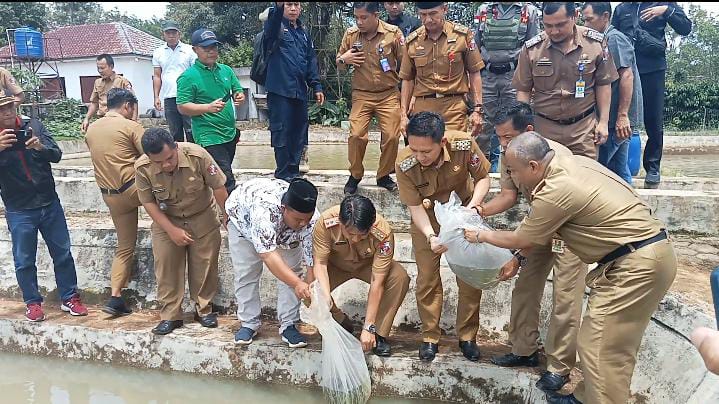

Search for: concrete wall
xmin=36 ymin=55 xmax=155 ymax=113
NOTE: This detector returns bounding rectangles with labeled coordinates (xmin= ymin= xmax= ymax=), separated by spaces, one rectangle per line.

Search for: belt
xmin=537 ymin=106 xmax=595 ymax=125
xmin=486 ymin=60 xmax=517 ymax=74
xmin=597 ymin=230 xmax=668 ymax=265
xmin=99 ymin=179 xmax=135 ymax=195
xmin=416 ymin=93 xmax=464 ymax=99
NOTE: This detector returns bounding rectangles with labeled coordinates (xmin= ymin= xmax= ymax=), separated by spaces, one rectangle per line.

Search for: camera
xmin=6 ymin=128 xmax=31 ymax=152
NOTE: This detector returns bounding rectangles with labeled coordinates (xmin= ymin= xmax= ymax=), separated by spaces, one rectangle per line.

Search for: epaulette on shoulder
xmin=525 ymin=32 xmax=545 ymax=48
xmin=135 ymin=155 xmax=151 ymax=167
xmin=453 ymin=24 xmax=469 ymax=35
xmin=451 ymin=139 xmax=472 ymax=152
xmin=184 ymin=143 xmax=208 ymax=157
xmin=399 ymin=155 xmax=419 ymax=172
xmin=384 ymin=23 xmax=399 ymax=33
xmin=323 ymin=216 xmax=340 ymax=228
xmin=370 ymin=224 xmax=388 ymax=241
xmin=407 ymin=29 xmax=421 ymax=43
xmin=347 ymin=26 xmax=359 ymax=34
xmin=584 ymin=28 xmax=605 ymax=42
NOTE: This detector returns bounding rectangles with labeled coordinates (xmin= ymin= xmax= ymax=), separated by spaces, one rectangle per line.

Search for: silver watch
xmin=365 ymin=324 xmax=377 ymax=334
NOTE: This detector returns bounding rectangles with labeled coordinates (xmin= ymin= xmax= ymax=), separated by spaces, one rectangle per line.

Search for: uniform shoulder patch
xmin=406 ymin=29 xmax=420 ymax=43
xmin=370 ymin=225 xmax=388 ymax=241
xmin=584 ymin=28 xmax=604 ymax=42
xmin=384 ymin=23 xmax=399 ymax=33
xmin=525 ymin=32 xmax=545 ymax=48
xmin=377 ymin=240 xmax=392 ymax=257
xmin=452 ymin=139 xmax=472 ymax=152
xmin=399 ymin=155 xmax=419 ymax=172
xmin=453 ymin=24 xmax=469 ymax=35
xmin=134 ymin=155 xmax=151 ymax=169
xmin=324 ymin=216 xmax=340 ymax=228
xmin=347 ymin=26 xmax=359 ymax=34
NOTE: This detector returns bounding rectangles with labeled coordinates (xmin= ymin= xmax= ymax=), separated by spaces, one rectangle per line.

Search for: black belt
xmin=537 ymin=106 xmax=595 ymax=125
xmin=486 ymin=60 xmax=517 ymax=74
xmin=597 ymin=230 xmax=668 ymax=265
xmin=416 ymin=93 xmax=464 ymax=99
xmin=100 ymin=179 xmax=135 ymax=195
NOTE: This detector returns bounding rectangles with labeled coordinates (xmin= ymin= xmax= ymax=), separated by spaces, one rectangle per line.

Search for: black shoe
xmin=194 ymin=312 xmax=218 ymax=328
xmin=101 ymin=296 xmax=132 ymax=317
xmin=536 ymin=371 xmax=570 ymax=392
xmin=545 ymin=391 xmax=582 ymax=404
xmin=372 ymin=334 xmax=392 ymax=357
xmin=376 ymin=175 xmax=398 ymax=192
xmin=338 ymin=316 xmax=355 ymax=334
xmin=152 ymin=320 xmax=184 ymax=335
xmin=491 ymin=351 xmax=539 ymax=367
xmin=344 ymin=176 xmax=361 ymax=195
xmin=419 ymin=342 xmax=439 ymax=362
xmin=458 ymin=340 xmax=480 ymax=362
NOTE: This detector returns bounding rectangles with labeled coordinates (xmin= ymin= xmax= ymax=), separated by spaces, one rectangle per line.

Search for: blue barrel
xmin=712 ymin=267 xmax=719 ymax=328
xmin=627 ymin=130 xmax=641 ymax=176
xmin=15 ymin=27 xmax=44 ymax=60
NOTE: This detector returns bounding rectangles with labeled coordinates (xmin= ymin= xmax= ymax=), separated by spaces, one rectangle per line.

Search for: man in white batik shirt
xmin=226 ymin=177 xmax=319 ymax=348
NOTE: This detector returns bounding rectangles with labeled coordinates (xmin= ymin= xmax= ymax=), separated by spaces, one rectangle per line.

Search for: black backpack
xmin=250 ymin=25 xmax=281 ymax=86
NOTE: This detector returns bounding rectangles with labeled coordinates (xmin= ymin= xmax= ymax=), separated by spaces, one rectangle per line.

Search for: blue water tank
xmin=627 ymin=130 xmax=642 ymax=176
xmin=15 ymin=27 xmax=44 ymax=60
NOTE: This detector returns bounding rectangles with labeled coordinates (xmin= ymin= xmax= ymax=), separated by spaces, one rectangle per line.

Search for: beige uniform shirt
xmin=512 ymin=26 xmax=619 ymax=120
xmin=0 ymin=67 xmax=22 ymax=96
xmin=84 ymin=111 xmax=144 ymax=190
xmin=338 ymin=21 xmax=404 ymax=97
xmin=135 ymin=143 xmax=226 ymax=238
xmin=313 ymin=205 xmax=395 ymax=275
xmin=499 ymin=137 xmax=573 ymax=197
xmin=399 ymin=21 xmax=485 ymax=96
xmin=90 ymin=74 xmax=134 ymax=116
xmin=396 ymin=130 xmax=490 ymax=207
xmin=515 ymin=154 xmax=664 ymax=263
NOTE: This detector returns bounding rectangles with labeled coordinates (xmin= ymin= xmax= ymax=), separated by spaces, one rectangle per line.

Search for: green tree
xmin=0 ymin=2 xmax=48 ymax=45
xmin=666 ymin=4 xmax=719 ymax=84
xmin=48 ymin=2 xmax=104 ymax=28
xmin=101 ymin=7 xmax=164 ymax=38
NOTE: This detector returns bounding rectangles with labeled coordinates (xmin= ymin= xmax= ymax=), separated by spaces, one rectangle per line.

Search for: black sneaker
xmin=536 ymin=371 xmax=570 ymax=392
xmin=344 ymin=176 xmax=361 ymax=195
xmin=376 ymin=175 xmax=398 ymax=192
xmin=491 ymin=351 xmax=540 ymax=367
xmin=372 ymin=334 xmax=392 ymax=357
xmin=102 ymin=296 xmax=132 ymax=317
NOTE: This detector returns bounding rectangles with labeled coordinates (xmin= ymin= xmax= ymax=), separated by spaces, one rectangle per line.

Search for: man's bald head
xmin=506 ymin=131 xmax=552 ymax=165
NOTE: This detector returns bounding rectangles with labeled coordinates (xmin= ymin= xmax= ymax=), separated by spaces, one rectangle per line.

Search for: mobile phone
xmin=222 ymin=92 xmax=233 ymax=102
xmin=352 ymin=41 xmax=363 ymax=52
xmin=6 ymin=128 xmax=29 ymax=151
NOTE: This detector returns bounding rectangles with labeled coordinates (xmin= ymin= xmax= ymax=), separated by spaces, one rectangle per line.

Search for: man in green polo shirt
xmin=177 ymin=28 xmax=245 ymax=192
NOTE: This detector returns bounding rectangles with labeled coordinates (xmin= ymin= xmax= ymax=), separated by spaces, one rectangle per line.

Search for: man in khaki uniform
xmin=399 ymin=2 xmax=485 ymax=137
xmin=85 ymin=88 xmax=144 ymax=317
xmin=0 ymin=67 xmax=24 ymax=105
xmin=395 ymin=111 xmax=490 ymax=362
xmin=308 ymin=195 xmax=410 ymax=357
xmin=135 ymin=128 xmax=229 ymax=335
xmin=513 ymin=2 xmax=617 ymax=160
xmin=337 ymin=2 xmax=404 ymax=195
xmin=82 ymin=54 xmax=135 ymax=132
xmin=478 ymin=102 xmax=585 ymax=392
xmin=466 ymin=132 xmax=676 ymax=404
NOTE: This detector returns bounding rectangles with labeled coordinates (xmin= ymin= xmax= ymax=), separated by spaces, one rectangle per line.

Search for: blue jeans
xmin=598 ymin=128 xmax=634 ymax=184
xmin=5 ymin=199 xmax=78 ymax=304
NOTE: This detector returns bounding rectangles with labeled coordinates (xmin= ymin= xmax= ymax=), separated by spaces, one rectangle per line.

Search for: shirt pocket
xmin=416 ymin=178 xmax=437 ymax=198
xmin=413 ymin=55 xmax=429 ymax=75
xmin=152 ymin=188 xmax=171 ymax=203
xmin=531 ymin=63 xmax=555 ymax=91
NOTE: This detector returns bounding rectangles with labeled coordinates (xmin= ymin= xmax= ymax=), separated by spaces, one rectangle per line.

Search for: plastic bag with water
xmin=301 ymin=281 xmax=371 ymax=404
xmin=434 ymin=192 xmax=515 ymax=289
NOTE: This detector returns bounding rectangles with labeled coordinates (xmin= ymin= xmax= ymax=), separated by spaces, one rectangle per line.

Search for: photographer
xmin=0 ymin=95 xmax=87 ymax=322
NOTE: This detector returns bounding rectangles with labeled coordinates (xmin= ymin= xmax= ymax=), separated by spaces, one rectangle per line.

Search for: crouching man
xmin=226 ymin=177 xmax=319 ymax=348
xmin=308 ymin=195 xmax=410 ymax=356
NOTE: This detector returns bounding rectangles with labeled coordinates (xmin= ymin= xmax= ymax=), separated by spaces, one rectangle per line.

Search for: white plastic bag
xmin=302 ymin=281 xmax=371 ymax=404
xmin=434 ymin=192 xmax=514 ymax=289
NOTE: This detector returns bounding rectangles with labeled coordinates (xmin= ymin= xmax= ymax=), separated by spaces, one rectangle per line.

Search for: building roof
xmin=0 ymin=22 xmax=164 ymax=60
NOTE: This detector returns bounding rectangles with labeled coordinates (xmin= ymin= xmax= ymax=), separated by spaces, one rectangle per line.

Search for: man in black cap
xmin=177 ymin=28 xmax=245 ymax=193
xmin=225 ymin=177 xmax=320 ymax=348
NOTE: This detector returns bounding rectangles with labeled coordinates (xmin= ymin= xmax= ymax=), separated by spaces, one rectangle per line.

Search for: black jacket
xmin=612 ymin=2 xmax=692 ymax=74
xmin=0 ymin=117 xmax=62 ymax=211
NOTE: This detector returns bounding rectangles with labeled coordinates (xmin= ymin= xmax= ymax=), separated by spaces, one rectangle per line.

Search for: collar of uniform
xmin=376 ymin=20 xmax=388 ymax=34
xmin=149 ymin=145 xmax=190 ymax=175
xmin=549 ymin=26 xmax=582 ymax=54
xmin=441 ymin=20 xmax=454 ymax=38
xmin=104 ymin=111 xmax=123 ymax=119
xmin=104 ymin=73 xmax=117 ymax=83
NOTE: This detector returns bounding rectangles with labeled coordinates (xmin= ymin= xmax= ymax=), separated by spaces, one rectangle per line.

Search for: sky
xmin=100 ymin=1 xmax=719 ymax=21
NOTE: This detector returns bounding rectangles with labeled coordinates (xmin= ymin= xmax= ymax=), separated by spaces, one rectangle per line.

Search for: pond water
xmin=0 ymin=352 xmax=437 ymax=404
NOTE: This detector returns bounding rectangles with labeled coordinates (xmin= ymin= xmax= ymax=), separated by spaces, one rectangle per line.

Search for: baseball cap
xmin=191 ymin=29 xmax=221 ymax=47
xmin=162 ymin=20 xmax=180 ymax=32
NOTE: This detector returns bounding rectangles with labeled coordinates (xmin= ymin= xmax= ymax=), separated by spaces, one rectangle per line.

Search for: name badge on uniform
xmin=551 ymin=238 xmax=565 ymax=254
xmin=575 ymin=79 xmax=585 ymax=98
xmin=380 ymin=57 xmax=391 ymax=72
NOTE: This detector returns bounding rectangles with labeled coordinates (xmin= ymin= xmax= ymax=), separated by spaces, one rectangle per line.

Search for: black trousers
xmin=205 ymin=133 xmax=239 ymax=193
xmin=164 ymin=97 xmax=193 ymax=143
xmin=267 ymin=92 xmax=308 ymax=182
xmin=639 ymin=70 xmax=665 ymax=176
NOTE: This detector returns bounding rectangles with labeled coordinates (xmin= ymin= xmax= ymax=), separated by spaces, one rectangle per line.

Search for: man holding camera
xmin=0 ymin=95 xmax=87 ymax=322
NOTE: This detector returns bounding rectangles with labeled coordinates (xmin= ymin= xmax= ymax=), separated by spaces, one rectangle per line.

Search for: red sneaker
xmin=61 ymin=294 xmax=88 ymax=316
xmin=26 ymin=303 xmax=44 ymax=322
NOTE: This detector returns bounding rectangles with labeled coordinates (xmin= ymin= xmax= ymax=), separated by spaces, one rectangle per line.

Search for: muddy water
xmin=0 ymin=352 xmax=436 ymax=404
xmin=55 ymin=144 xmax=719 ymax=178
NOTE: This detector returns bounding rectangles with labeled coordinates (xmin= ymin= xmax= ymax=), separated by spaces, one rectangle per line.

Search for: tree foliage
xmin=0 ymin=2 xmax=48 ymax=45
xmin=48 ymin=2 xmax=104 ymax=28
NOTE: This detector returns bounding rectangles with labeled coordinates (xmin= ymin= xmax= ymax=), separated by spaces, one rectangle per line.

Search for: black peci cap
xmin=415 ymin=2 xmax=445 ymax=10
xmin=283 ymin=178 xmax=318 ymax=214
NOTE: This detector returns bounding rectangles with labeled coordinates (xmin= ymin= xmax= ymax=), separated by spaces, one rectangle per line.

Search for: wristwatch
xmin=426 ymin=233 xmax=437 ymax=244
xmin=338 ymin=56 xmax=346 ymax=65
xmin=365 ymin=324 xmax=377 ymax=335
xmin=512 ymin=249 xmax=528 ymax=268
xmin=473 ymin=103 xmax=484 ymax=114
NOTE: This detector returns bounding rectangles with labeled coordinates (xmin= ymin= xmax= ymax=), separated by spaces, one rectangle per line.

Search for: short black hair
xmin=339 ymin=194 xmax=377 ymax=233
xmin=494 ymin=102 xmax=534 ymax=131
xmin=582 ymin=2 xmax=612 ymax=19
xmin=97 ymin=54 xmax=115 ymax=67
xmin=107 ymin=88 xmax=138 ymax=110
xmin=543 ymin=2 xmax=576 ymax=17
xmin=406 ymin=111 xmax=445 ymax=143
xmin=141 ymin=128 xmax=176 ymax=155
xmin=354 ymin=2 xmax=380 ymax=13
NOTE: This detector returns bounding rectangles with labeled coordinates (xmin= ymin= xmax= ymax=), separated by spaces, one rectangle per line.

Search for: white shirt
xmin=226 ymin=178 xmax=319 ymax=267
xmin=152 ymin=41 xmax=197 ymax=100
